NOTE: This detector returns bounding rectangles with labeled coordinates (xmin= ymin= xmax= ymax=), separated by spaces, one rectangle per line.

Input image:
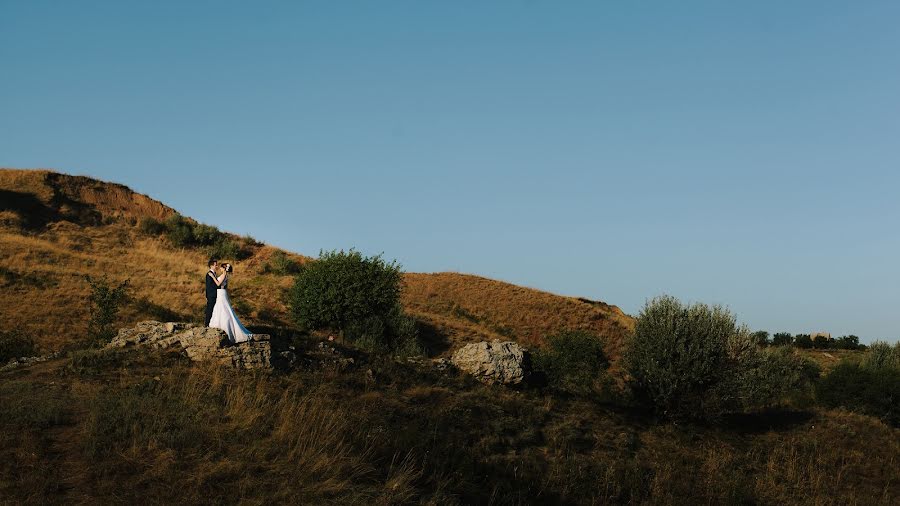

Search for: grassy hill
xmin=0 ymin=168 xmax=632 ymax=355
xmin=1 ymin=168 xmax=897 ymax=505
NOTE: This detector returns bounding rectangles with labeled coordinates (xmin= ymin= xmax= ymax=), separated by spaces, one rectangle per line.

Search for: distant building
xmin=810 ymin=332 xmax=832 ymax=340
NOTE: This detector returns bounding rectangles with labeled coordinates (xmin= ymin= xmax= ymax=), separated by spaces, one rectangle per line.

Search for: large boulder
xmin=451 ymin=340 xmax=528 ymax=385
xmin=107 ymin=321 xmax=272 ymax=370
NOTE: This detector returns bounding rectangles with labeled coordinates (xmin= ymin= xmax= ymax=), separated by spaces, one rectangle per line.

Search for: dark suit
xmin=205 ymin=269 xmax=218 ymax=326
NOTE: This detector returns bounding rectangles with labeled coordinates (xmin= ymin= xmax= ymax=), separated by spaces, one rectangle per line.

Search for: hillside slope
xmin=0 ymin=168 xmax=633 ymax=355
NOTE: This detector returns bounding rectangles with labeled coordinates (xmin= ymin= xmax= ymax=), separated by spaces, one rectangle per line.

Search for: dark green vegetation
xmin=84 ymin=275 xmax=129 ymax=348
xmin=288 ymin=249 xmax=421 ymax=357
xmin=261 ymin=250 xmax=301 ymax=275
xmin=140 ymin=214 xmax=253 ymax=260
xmin=533 ymin=330 xmax=610 ymax=396
xmin=818 ymin=341 xmax=900 ymax=427
xmin=756 ymin=330 xmax=864 ymax=350
xmin=2 ymin=334 xmax=898 ymax=505
xmin=0 ymin=329 xmax=38 ymax=363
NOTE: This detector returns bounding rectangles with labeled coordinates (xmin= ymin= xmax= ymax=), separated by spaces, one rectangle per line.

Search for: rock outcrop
xmin=107 ymin=321 xmax=272 ymax=370
xmin=450 ymin=340 xmax=528 ymax=385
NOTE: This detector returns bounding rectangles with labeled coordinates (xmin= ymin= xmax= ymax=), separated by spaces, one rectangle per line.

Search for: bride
xmin=208 ymin=262 xmax=254 ymax=343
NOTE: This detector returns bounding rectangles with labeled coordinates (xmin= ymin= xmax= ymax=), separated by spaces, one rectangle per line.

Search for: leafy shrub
xmin=861 ymin=340 xmax=900 ymax=370
xmin=164 ymin=214 xmax=195 ymax=247
xmin=812 ymin=335 xmax=833 ymax=349
xmin=192 ymin=223 xmax=222 ymax=246
xmin=207 ymin=237 xmax=251 ymax=260
xmin=138 ymin=217 xmax=166 ymax=236
xmin=751 ymin=331 xmax=770 ymax=346
xmin=85 ymin=275 xmax=129 ymax=347
xmin=835 ymin=335 xmax=860 ymax=350
xmin=624 ymin=295 xmax=767 ymax=421
xmin=0 ymin=330 xmax=37 ymax=363
xmin=263 ymin=250 xmax=301 ymax=275
xmin=817 ymin=362 xmax=900 ymax=427
xmin=288 ymin=249 xmax=401 ymax=332
xmin=742 ymin=346 xmax=821 ymax=409
xmin=287 ymin=249 xmax=420 ymax=356
xmin=243 ymin=234 xmax=263 ymax=247
xmin=534 ymin=330 xmax=609 ymax=396
xmin=793 ymin=334 xmax=813 ymax=349
xmin=772 ymin=332 xmax=793 ymax=346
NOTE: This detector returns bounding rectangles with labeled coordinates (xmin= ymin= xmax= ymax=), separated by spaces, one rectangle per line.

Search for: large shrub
xmin=288 ymin=249 xmax=419 ymax=355
xmin=624 ymin=295 xmax=769 ymax=421
xmin=534 ymin=331 xmax=609 ymax=396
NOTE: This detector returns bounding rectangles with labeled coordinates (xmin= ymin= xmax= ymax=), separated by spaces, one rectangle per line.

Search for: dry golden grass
xmin=402 ymin=271 xmax=634 ymax=357
xmin=2 ymin=338 xmax=898 ymax=504
xmin=1 ymin=168 xmax=631 ymax=359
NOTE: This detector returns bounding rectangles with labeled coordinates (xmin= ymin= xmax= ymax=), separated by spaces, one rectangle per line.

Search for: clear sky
xmin=2 ymin=1 xmax=898 ymax=342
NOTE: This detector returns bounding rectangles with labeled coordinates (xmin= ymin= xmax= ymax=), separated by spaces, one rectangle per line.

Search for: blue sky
xmin=2 ymin=1 xmax=898 ymax=342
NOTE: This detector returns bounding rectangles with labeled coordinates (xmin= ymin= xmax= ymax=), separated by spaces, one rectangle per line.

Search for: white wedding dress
xmin=209 ymin=276 xmax=253 ymax=344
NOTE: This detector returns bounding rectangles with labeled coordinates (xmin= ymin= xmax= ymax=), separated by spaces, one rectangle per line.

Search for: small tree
xmin=751 ymin=331 xmax=770 ymax=347
xmin=793 ymin=334 xmax=813 ymax=349
xmin=772 ymin=332 xmax=793 ymax=346
xmin=85 ymin=276 xmax=129 ymax=347
xmin=835 ymin=335 xmax=860 ymax=350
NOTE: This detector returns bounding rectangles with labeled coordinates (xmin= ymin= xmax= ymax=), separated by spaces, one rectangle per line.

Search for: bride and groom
xmin=205 ymin=258 xmax=253 ymax=344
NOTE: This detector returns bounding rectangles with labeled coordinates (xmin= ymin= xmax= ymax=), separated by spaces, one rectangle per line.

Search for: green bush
xmin=742 ymin=346 xmax=821 ymax=409
xmin=751 ymin=331 xmax=770 ymax=347
xmin=534 ymin=331 xmax=609 ymax=396
xmin=85 ymin=275 xmax=129 ymax=347
xmin=817 ymin=362 xmax=900 ymax=427
xmin=772 ymin=332 xmax=793 ymax=346
xmin=207 ymin=237 xmax=251 ymax=260
xmin=0 ymin=330 xmax=38 ymax=363
xmin=263 ymin=250 xmax=301 ymax=275
xmin=287 ymin=249 xmax=420 ymax=356
xmin=164 ymin=214 xmax=195 ymax=247
xmin=793 ymin=334 xmax=813 ymax=349
xmin=288 ymin=249 xmax=401 ymax=332
xmin=624 ymin=295 xmax=765 ymax=421
xmin=835 ymin=335 xmax=860 ymax=350
xmin=138 ymin=217 xmax=166 ymax=236
xmin=192 ymin=223 xmax=223 ymax=246
xmin=861 ymin=340 xmax=900 ymax=370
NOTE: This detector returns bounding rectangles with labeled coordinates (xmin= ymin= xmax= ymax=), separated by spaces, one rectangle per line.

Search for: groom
xmin=204 ymin=257 xmax=219 ymax=326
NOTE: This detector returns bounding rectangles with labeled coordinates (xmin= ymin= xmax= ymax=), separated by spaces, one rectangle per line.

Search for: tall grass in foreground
xmin=80 ymin=364 xmax=398 ymax=504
